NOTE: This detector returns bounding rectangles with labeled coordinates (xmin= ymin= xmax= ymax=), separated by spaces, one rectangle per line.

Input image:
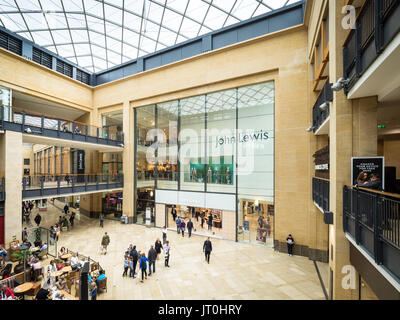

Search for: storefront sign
xmin=351 ymin=157 xmax=385 ymax=190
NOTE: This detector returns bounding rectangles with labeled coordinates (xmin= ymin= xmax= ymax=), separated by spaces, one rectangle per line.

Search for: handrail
xmin=345 ymin=185 xmax=400 ymax=200
xmin=1 ymin=104 xmax=102 ymax=130
xmin=313 ymin=176 xmax=330 ymax=182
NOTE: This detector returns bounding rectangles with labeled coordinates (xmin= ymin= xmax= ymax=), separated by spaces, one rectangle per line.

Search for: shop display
xmin=185 ymin=156 xmax=234 ymax=185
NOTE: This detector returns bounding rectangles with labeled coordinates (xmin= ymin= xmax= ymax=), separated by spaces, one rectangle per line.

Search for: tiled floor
xmin=25 ymin=200 xmax=327 ymax=300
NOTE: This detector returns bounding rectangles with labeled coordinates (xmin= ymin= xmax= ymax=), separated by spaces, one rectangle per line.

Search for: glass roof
xmin=0 ymin=0 xmax=297 ymax=73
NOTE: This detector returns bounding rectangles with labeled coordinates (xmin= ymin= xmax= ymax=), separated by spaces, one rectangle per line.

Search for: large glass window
xmin=134 ymin=81 xmax=275 ymax=246
xmin=157 ymin=101 xmax=179 ymax=190
xmin=135 ymin=105 xmax=156 ymax=226
xmin=237 ymin=82 xmax=275 ymax=246
xmin=206 ymin=89 xmax=236 ymax=193
xmin=179 ymin=95 xmax=206 ymax=192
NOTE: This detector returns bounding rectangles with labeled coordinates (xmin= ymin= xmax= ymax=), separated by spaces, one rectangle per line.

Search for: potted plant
xmin=34 ymin=228 xmax=42 ymax=247
xmin=12 ymin=249 xmax=31 ymax=274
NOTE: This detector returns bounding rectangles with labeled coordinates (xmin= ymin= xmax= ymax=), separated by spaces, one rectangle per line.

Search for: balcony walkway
xmin=22 ymin=174 xmax=123 ymax=200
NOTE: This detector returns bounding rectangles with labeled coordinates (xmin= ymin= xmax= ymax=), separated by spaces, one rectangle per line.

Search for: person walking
xmin=176 ymin=216 xmax=181 ymax=234
xmin=99 ymin=213 xmax=104 ymax=228
xmin=129 ymin=245 xmax=139 ymax=278
xmin=129 ymin=256 xmax=135 ymax=278
xmin=163 ymin=241 xmax=171 ymax=267
xmin=34 ymin=212 xmax=42 ymax=227
xmin=187 ymin=219 xmax=194 ymax=238
xmin=180 ymin=219 xmax=186 ymax=237
xmin=286 ymin=234 xmax=295 ymax=256
xmin=162 ymin=226 xmax=167 ymax=244
xmin=148 ymin=245 xmax=157 ymax=276
xmin=139 ymin=253 xmax=149 ymax=283
xmin=155 ymin=239 xmax=162 ymax=260
xmin=203 ymin=237 xmax=212 ymax=264
xmin=63 ymin=204 xmax=69 ymax=215
xmin=69 ymin=212 xmax=75 ymax=228
xmin=122 ymin=253 xmax=129 ymax=277
xmin=207 ymin=213 xmax=213 ymax=232
xmin=101 ymin=232 xmax=110 ymax=255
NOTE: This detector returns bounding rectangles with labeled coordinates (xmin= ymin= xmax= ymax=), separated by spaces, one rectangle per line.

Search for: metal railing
xmin=0 ymin=105 xmax=124 ymax=146
xmin=343 ymin=0 xmax=400 ymax=93
xmin=22 ymin=173 xmax=123 ymax=199
xmin=65 ymin=248 xmax=103 ymax=272
xmin=312 ymin=80 xmax=333 ymax=133
xmin=343 ymin=186 xmax=400 ymax=283
xmin=312 ymin=177 xmax=330 ymax=213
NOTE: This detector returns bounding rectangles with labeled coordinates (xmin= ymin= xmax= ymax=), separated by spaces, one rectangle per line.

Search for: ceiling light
xmin=306 ymin=125 xmax=315 ymax=132
xmin=319 ymin=102 xmax=329 ymax=111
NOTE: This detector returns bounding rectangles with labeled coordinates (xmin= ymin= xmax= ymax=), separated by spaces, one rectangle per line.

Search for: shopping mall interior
xmin=0 ymin=0 xmax=400 ymax=301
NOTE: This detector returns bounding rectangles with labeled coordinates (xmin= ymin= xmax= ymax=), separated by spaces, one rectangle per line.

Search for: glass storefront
xmin=134 ymin=81 xmax=275 ymax=246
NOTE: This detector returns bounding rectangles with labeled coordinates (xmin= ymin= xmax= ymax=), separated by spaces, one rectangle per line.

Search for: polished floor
xmin=24 ymin=200 xmax=327 ymax=300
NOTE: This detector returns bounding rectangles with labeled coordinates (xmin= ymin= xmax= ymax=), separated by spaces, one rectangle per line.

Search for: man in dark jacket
xmin=203 ymin=237 xmax=212 ymax=264
xmin=148 ymin=245 xmax=157 ymax=276
xmin=130 ymin=245 xmax=139 ymax=277
xmin=63 ymin=204 xmax=69 ymax=215
xmin=187 ymin=219 xmax=194 ymax=238
xmin=34 ymin=213 xmax=42 ymax=227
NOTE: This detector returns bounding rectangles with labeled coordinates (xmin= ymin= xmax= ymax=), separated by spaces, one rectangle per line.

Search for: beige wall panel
xmin=0 ymin=49 xmax=92 ymax=111
xmin=155 ymin=203 xmax=166 ymax=228
xmin=383 ymin=138 xmax=400 ymax=179
xmin=222 ymin=210 xmax=236 ymax=241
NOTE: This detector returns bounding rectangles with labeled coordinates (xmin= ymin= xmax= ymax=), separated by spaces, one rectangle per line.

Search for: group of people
xmin=121 ymin=236 xmax=171 ymax=283
xmin=171 ymin=206 xmax=216 ymax=235
xmin=354 ymin=171 xmax=383 ymax=190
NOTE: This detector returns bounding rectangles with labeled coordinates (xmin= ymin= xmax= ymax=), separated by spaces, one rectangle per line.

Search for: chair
xmin=37 ymin=249 xmax=48 ymax=260
xmin=98 ymin=277 xmax=107 ymax=293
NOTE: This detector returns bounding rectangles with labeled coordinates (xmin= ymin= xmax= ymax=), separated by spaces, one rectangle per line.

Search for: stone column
xmin=1 ymin=131 xmax=23 ymax=245
xmin=122 ymin=101 xmax=134 ymax=223
xmin=328 ymin=0 xmax=358 ymax=300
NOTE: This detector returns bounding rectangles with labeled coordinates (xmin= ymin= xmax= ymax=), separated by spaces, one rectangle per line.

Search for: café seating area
xmin=0 ymin=242 xmax=105 ymax=300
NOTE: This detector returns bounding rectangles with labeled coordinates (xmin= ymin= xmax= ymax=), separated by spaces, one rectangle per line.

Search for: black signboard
xmin=77 ymin=150 xmax=85 ymax=183
xmin=351 ymin=157 xmax=384 ymax=190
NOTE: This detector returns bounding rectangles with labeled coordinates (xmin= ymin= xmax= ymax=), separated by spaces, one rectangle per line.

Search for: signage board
xmin=351 ymin=157 xmax=385 ymax=190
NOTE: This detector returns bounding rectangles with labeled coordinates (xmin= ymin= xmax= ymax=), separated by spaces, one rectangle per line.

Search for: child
xmin=122 ymin=254 xmax=129 ymax=277
xmin=129 ymin=256 xmax=135 ymax=278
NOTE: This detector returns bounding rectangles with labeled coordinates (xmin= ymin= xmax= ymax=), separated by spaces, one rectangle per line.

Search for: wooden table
xmin=51 ymin=270 xmax=63 ymax=278
xmin=61 ymin=254 xmax=72 ymax=260
xmin=14 ymin=282 xmax=34 ymax=299
xmin=61 ymin=266 xmax=72 ymax=273
xmin=60 ymin=290 xmax=78 ymax=300
xmin=30 ymin=247 xmax=40 ymax=253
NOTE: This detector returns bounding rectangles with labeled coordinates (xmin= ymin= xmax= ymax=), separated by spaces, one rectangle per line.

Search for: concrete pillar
xmin=1 ymin=131 xmax=23 ymax=245
xmin=328 ymin=0 xmax=358 ymax=300
xmin=122 ymin=101 xmax=134 ymax=223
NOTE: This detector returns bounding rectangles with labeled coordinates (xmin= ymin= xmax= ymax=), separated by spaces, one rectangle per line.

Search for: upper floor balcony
xmin=312 ymin=177 xmax=330 ymax=213
xmin=343 ymin=185 xmax=400 ymax=287
xmin=0 ymin=105 xmax=124 ymax=151
xmin=22 ymin=173 xmax=123 ymax=201
xmin=312 ymin=80 xmax=333 ymax=135
xmin=343 ymin=0 xmax=400 ymax=101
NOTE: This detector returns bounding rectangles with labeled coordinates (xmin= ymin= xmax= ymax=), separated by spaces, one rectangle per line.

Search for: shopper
xmin=69 ymin=212 xmax=75 ymax=228
xmin=148 ymin=245 xmax=157 ymax=276
xmin=162 ymin=226 xmax=167 ymax=244
xmin=203 ymin=237 xmax=212 ymax=264
xmin=63 ymin=204 xmax=69 ymax=215
xmin=176 ymin=216 xmax=181 ymax=234
xmin=286 ymin=234 xmax=295 ymax=256
xmin=171 ymin=206 xmax=177 ymax=221
xmin=90 ymin=282 xmax=97 ymax=300
xmin=207 ymin=213 xmax=213 ymax=231
xmin=101 ymin=232 xmax=110 ymax=255
xmin=139 ymin=253 xmax=149 ymax=283
xmin=163 ymin=241 xmax=171 ymax=267
xmin=155 ymin=239 xmax=162 ymax=260
xmin=99 ymin=213 xmax=104 ymax=228
xmin=34 ymin=213 xmax=42 ymax=227
xmin=180 ymin=219 xmax=186 ymax=237
xmin=122 ymin=253 xmax=129 ymax=277
xmin=129 ymin=245 xmax=139 ymax=277
xmin=187 ymin=219 xmax=194 ymax=238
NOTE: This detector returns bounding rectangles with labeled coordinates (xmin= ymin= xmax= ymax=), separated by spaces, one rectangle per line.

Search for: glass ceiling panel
xmin=0 ymin=0 xmax=296 ymax=73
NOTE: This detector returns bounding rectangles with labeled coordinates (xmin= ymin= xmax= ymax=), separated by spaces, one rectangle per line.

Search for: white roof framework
xmin=0 ymin=0 xmax=297 ymax=72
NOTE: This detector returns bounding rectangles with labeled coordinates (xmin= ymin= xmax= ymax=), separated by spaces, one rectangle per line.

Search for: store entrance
xmin=237 ymin=199 xmax=274 ymax=247
xmin=166 ymin=205 xmax=224 ymax=238
xmin=136 ymin=187 xmax=155 ymax=226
